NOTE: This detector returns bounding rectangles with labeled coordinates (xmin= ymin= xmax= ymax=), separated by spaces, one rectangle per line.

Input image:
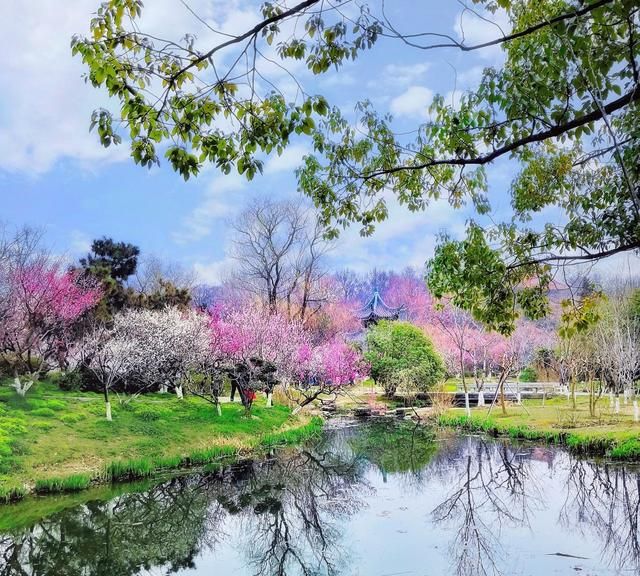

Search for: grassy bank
xmin=0 ymin=379 xmax=322 ymax=502
xmin=438 ymin=396 xmax=640 ymax=460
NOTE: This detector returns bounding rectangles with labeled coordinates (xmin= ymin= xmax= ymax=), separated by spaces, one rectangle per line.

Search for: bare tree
xmin=129 ymin=254 xmax=196 ymax=294
xmin=230 ymin=199 xmax=331 ymax=321
xmin=594 ymin=290 xmax=640 ymax=416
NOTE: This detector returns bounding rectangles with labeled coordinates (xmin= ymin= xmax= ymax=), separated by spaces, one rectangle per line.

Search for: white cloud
xmin=389 ymin=86 xmax=434 ymax=119
xmin=328 ymin=193 xmax=466 ymax=273
xmin=173 ymin=173 xmax=246 ymax=244
xmin=68 ymin=230 xmax=92 ymax=255
xmin=383 ymin=63 xmax=431 ymax=86
xmin=193 ymin=258 xmax=234 ymax=284
xmin=264 ymin=144 xmax=310 ymax=174
xmin=453 ymin=8 xmax=511 ymax=62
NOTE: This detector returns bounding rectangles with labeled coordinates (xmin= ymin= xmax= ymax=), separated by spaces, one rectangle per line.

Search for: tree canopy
xmin=73 ymin=0 xmax=640 ymax=332
xmin=365 ymin=320 xmax=445 ymax=397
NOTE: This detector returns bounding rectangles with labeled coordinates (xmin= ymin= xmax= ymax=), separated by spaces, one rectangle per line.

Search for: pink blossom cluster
xmin=14 ymin=264 xmax=102 ymax=322
xmin=208 ymin=303 xmax=368 ymax=388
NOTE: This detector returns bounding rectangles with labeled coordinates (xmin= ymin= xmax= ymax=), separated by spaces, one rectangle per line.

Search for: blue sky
xmin=1 ymin=1 xmax=636 ymax=284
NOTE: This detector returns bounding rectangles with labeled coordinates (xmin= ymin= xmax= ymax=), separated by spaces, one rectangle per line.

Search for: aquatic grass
xmin=105 ymin=458 xmax=156 ymax=481
xmin=0 ymin=484 xmax=26 ymax=503
xmin=259 ymin=417 xmax=323 ymax=448
xmin=34 ymin=474 xmax=92 ymax=494
xmin=182 ymin=445 xmax=238 ymax=466
xmin=609 ymin=438 xmax=640 ymax=460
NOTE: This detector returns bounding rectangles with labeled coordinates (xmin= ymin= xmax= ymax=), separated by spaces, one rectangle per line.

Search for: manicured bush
xmin=365 ymin=321 xmax=445 ymax=397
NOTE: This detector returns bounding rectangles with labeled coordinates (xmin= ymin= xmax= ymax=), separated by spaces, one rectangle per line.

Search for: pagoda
xmin=356 ymin=289 xmax=406 ymax=328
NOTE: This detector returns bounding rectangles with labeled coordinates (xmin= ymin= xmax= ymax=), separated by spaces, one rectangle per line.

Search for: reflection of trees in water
xmin=430 ymin=438 xmax=543 ymax=576
xmin=0 ymin=475 xmax=219 ymax=576
xmin=347 ymin=420 xmax=439 ymax=489
xmin=230 ymin=448 xmax=368 ymax=576
xmin=561 ymin=459 xmax=640 ymax=573
xmin=6 ymin=425 xmax=640 ymax=576
xmin=0 ymin=443 xmax=367 ymax=576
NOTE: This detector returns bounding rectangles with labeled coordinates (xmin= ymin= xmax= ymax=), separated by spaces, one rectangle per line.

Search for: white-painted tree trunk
xmin=159 ymin=383 xmax=168 ymax=394
xmin=615 ymin=396 xmax=621 ymax=414
xmin=175 ymin=385 xmax=184 ymax=399
xmin=477 ymin=391 xmax=485 ymax=407
xmin=216 ymin=402 xmax=222 ymax=416
xmin=12 ymin=376 xmax=33 ymax=397
xmin=464 ymin=392 xmax=471 ymax=417
xmin=624 ymin=389 xmax=629 ymax=405
xmin=609 ymin=391 xmax=614 ymax=409
xmin=266 ymin=392 xmax=273 ymax=408
xmin=634 ymin=400 xmax=639 ymax=423
xmin=516 ymin=392 xmax=522 ymax=405
xmin=105 ymin=401 xmax=112 ymax=421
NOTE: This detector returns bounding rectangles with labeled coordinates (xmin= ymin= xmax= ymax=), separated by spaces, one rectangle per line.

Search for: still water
xmin=1 ymin=420 xmax=640 ymax=576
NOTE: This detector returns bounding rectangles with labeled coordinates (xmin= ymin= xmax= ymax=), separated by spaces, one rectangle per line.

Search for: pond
xmin=1 ymin=420 xmax=639 ymax=576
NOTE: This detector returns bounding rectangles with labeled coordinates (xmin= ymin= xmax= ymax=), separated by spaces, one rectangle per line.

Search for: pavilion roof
xmin=355 ymin=290 xmax=406 ymax=321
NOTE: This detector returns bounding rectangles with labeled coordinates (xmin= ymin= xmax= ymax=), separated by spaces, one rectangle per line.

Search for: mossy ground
xmin=0 ymin=378 xmax=320 ymax=499
xmin=439 ymin=395 xmax=640 ymax=459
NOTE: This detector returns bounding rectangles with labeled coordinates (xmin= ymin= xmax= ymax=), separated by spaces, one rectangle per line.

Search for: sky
xmin=0 ymin=0 xmax=637 ymax=285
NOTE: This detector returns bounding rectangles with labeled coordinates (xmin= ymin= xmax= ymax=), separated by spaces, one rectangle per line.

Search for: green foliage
xmin=80 ymin=237 xmax=140 ymax=282
xmin=74 ymin=1 xmax=640 ymax=334
xmin=519 ymin=367 xmax=537 ymax=382
xmin=57 ymin=370 xmax=83 ymax=392
xmin=365 ymin=321 xmax=445 ymax=397
xmin=30 ymin=408 xmax=56 ymax=418
xmin=437 ymin=412 xmax=640 ymax=459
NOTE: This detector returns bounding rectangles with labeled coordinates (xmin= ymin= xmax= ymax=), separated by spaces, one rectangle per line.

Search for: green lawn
xmin=0 ymin=379 xmax=316 ymax=498
xmin=440 ymin=394 xmax=640 ymax=458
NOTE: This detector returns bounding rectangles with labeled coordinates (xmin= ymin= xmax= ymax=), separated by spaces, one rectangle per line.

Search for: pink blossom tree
xmin=1 ymin=261 xmax=101 ymax=395
xmin=292 ymin=336 xmax=369 ymax=414
xmin=209 ymin=305 xmax=310 ymax=408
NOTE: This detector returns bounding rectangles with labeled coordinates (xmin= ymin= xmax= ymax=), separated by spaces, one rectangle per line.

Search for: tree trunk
xmin=615 ymin=393 xmax=621 ymax=414
xmin=103 ymin=385 xmax=112 ymax=421
xmin=500 ymin=377 xmax=506 ymax=416
xmin=477 ymin=391 xmax=485 ymax=407
xmin=571 ymin=377 xmax=576 ymax=411
xmin=159 ymin=382 xmax=168 ymax=394
xmin=464 ymin=391 xmax=470 ymax=417
xmin=175 ymin=385 xmax=184 ymax=400
xmin=216 ymin=402 xmax=222 ymax=417
xmin=13 ymin=376 xmax=34 ymax=397
xmin=266 ymin=391 xmax=273 ymax=408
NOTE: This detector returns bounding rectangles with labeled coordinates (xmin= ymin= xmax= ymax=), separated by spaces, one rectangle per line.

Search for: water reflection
xmin=1 ymin=421 xmax=640 ymax=576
